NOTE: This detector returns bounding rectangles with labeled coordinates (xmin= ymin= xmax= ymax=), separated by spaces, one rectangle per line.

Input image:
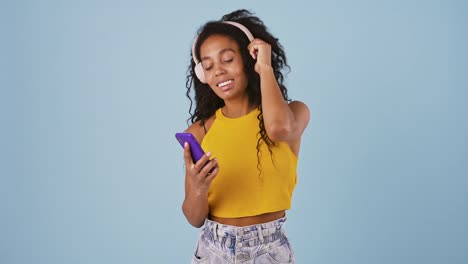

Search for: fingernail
xmin=184 ymin=142 xmax=188 ymax=147
xmin=206 ymin=152 xmax=211 ymax=157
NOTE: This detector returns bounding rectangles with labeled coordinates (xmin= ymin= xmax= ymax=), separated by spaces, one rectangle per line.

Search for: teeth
xmin=217 ymin=80 xmax=233 ymax=87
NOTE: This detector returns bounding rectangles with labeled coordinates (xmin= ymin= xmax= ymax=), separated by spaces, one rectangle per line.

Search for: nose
xmin=214 ymin=63 xmax=226 ymax=76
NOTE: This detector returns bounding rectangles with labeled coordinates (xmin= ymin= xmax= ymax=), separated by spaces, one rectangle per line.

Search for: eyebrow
xmin=201 ymin=48 xmax=236 ymax=61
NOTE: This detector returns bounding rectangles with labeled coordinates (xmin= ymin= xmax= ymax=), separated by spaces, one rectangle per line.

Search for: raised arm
xmin=248 ymin=39 xmax=310 ymax=143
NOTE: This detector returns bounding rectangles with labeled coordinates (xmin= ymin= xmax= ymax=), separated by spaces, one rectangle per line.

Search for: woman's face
xmin=199 ymin=34 xmax=248 ymax=101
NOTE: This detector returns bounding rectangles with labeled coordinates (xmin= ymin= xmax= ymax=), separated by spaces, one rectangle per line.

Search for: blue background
xmin=2 ymin=0 xmax=467 ymax=263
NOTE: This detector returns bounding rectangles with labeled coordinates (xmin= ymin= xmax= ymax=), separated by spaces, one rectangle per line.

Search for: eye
xmin=202 ymin=61 xmax=213 ymax=71
xmin=222 ymin=58 xmax=233 ymax=63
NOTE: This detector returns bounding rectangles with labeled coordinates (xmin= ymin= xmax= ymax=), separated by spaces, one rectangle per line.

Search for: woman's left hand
xmin=248 ymin=38 xmax=272 ymax=74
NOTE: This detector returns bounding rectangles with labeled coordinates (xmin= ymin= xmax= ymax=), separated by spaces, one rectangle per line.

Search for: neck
xmin=222 ymin=99 xmax=256 ymax=118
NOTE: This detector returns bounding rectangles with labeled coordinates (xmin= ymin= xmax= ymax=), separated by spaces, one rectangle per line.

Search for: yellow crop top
xmin=201 ymin=107 xmax=298 ymax=218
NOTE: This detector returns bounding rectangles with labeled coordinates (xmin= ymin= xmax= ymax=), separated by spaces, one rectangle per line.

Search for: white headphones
xmin=191 ymin=21 xmax=255 ymax=83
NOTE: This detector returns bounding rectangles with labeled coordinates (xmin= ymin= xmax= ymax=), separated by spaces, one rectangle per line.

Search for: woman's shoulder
xmin=288 ymin=100 xmax=309 ymax=111
xmin=185 ymin=114 xmax=217 ymax=143
xmin=288 ymin=100 xmax=310 ymax=123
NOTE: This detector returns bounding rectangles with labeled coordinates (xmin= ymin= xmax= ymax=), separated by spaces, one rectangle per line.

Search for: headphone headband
xmin=191 ymin=21 xmax=254 ymax=83
xmin=191 ymin=21 xmax=254 ymax=64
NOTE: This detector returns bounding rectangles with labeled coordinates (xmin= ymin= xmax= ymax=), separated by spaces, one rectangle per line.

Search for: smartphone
xmin=175 ymin=132 xmax=205 ymax=163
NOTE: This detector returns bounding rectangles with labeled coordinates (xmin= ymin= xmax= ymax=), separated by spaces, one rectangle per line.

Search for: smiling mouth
xmin=217 ymin=79 xmax=233 ymax=88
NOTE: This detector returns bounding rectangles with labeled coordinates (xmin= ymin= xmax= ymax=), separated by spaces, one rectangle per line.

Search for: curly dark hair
xmin=185 ymin=9 xmax=291 ymax=168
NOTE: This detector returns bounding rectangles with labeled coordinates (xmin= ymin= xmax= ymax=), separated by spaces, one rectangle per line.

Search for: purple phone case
xmin=175 ymin=132 xmax=205 ymax=163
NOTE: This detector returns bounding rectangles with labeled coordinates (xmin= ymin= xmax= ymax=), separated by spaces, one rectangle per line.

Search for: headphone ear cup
xmin=194 ymin=63 xmax=207 ymax=83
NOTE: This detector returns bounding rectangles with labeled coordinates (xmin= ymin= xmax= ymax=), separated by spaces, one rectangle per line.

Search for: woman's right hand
xmin=183 ymin=142 xmax=219 ymax=193
xmin=182 ymin=142 xmax=219 ymax=227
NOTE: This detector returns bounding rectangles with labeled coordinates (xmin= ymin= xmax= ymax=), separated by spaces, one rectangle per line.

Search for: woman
xmin=181 ymin=9 xmax=310 ymax=263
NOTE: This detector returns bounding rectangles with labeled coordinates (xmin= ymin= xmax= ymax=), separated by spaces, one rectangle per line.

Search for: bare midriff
xmin=209 ymin=210 xmax=285 ymax=227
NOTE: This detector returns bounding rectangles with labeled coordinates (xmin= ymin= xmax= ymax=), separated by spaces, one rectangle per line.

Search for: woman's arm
xmin=181 ymin=123 xmax=219 ymax=227
xmin=248 ymin=39 xmax=310 ymax=143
